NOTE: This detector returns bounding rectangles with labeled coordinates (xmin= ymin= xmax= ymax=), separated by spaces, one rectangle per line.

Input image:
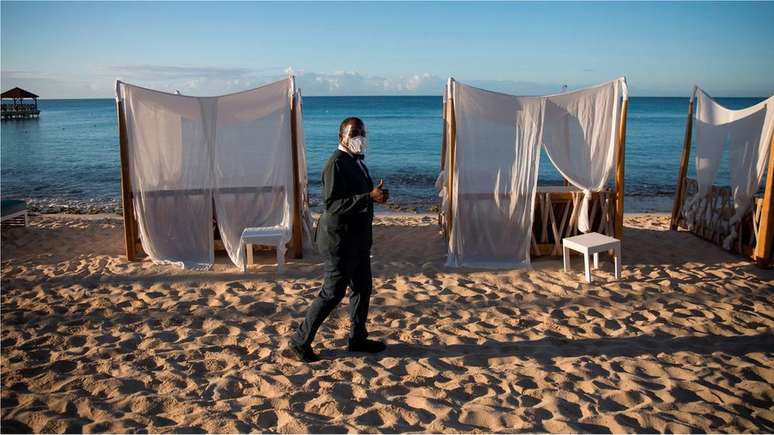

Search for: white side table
xmin=240 ymin=226 xmax=288 ymax=273
xmin=562 ymin=232 xmax=621 ymax=283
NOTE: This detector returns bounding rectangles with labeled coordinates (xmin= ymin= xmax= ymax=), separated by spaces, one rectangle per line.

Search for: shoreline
xmin=18 ymin=194 xmax=677 ymax=216
xmin=18 ymin=209 xmax=674 ymax=220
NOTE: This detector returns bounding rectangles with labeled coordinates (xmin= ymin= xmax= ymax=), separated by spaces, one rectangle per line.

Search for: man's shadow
xmin=319 ymin=332 xmax=774 ymax=371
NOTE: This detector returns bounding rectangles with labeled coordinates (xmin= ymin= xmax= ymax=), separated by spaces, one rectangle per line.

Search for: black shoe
xmin=289 ymin=342 xmax=320 ymax=362
xmin=348 ymin=339 xmax=386 ymax=353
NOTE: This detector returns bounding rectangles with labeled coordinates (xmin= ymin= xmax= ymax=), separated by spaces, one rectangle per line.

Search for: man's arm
xmin=324 ymin=160 xmax=371 ymax=216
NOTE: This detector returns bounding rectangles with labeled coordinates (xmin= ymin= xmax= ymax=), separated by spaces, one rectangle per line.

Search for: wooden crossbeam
xmin=557 ymin=197 xmax=571 ymax=240
xmin=547 ymin=196 xmax=562 ymax=255
xmin=541 ymin=194 xmax=550 ymax=243
xmin=588 ymin=196 xmax=600 ymax=232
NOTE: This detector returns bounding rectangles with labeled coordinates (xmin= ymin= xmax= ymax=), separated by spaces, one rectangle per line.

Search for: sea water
xmin=0 ymin=96 xmax=765 ymax=213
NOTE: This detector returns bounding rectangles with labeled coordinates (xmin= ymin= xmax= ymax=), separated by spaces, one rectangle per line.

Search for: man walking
xmin=289 ymin=117 xmax=388 ymax=362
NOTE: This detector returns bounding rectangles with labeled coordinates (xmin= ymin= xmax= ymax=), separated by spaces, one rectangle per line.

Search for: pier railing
xmin=1 ymin=103 xmax=40 ymax=119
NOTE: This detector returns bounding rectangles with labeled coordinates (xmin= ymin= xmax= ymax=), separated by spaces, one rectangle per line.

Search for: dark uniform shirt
xmin=317 ymin=149 xmax=374 ymax=256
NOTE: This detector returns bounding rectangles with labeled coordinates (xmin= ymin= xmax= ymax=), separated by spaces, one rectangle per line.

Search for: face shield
xmin=340 ymin=123 xmax=368 ymax=155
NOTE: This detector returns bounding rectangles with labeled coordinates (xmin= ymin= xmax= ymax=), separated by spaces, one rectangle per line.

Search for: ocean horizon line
xmin=22 ymin=94 xmax=773 ymax=101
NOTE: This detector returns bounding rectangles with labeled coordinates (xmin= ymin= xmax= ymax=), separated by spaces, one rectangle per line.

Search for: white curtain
xmin=448 ymin=83 xmax=542 ymax=268
xmin=687 ymin=88 xmax=774 ymax=248
xmin=121 ymin=84 xmax=214 ymax=269
xmin=118 ymin=78 xmax=307 ymax=269
xmin=446 ymin=78 xmax=626 ymax=268
xmin=213 ymin=80 xmax=293 ymax=269
xmin=542 ymin=79 xmax=625 ymax=232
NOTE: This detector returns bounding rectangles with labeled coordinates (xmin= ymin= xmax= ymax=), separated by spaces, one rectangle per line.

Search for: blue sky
xmin=2 ymin=1 xmax=773 ymax=98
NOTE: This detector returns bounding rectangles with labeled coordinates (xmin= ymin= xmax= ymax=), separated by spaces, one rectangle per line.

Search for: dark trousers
xmin=291 ymin=248 xmax=373 ymax=347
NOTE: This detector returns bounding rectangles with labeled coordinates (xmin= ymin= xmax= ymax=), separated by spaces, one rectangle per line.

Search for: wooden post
xmin=288 ymin=82 xmax=304 ymax=259
xmin=754 ymin=130 xmax=774 ymax=267
xmin=670 ymin=90 xmax=696 ymax=230
xmin=440 ymin=91 xmax=448 ymax=171
xmin=439 ymin=91 xmax=449 ymax=234
xmin=614 ymin=94 xmax=628 ymax=239
xmin=446 ymin=79 xmax=457 ymax=238
xmin=116 ymin=88 xmax=137 ymax=261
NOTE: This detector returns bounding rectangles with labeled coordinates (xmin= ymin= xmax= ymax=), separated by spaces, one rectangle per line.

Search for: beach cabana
xmin=1 ymin=87 xmax=40 ymax=120
xmin=670 ymin=87 xmax=774 ymax=266
xmin=115 ymin=77 xmax=311 ymax=269
xmin=438 ymin=77 xmax=628 ymax=268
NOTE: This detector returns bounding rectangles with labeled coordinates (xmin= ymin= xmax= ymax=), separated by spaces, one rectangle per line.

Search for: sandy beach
xmin=1 ymin=212 xmax=773 ymax=433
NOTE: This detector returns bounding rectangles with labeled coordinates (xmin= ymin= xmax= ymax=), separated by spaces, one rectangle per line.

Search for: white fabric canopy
xmin=447 ymin=83 xmax=542 ymax=268
xmin=212 ymin=79 xmax=294 ymax=269
xmin=118 ymin=78 xmax=308 ymax=269
xmin=542 ymin=79 xmax=624 ymax=232
xmin=686 ymin=88 xmax=774 ymax=248
xmin=443 ymin=78 xmax=627 ymax=268
xmin=121 ymin=84 xmax=214 ymax=269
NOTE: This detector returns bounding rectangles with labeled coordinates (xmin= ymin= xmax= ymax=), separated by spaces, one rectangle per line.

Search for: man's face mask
xmin=341 ymin=123 xmax=368 ymax=155
xmin=347 ymin=135 xmax=368 ymax=155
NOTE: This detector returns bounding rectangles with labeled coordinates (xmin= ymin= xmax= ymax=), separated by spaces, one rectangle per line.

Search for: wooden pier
xmin=1 ymin=87 xmax=40 ymax=120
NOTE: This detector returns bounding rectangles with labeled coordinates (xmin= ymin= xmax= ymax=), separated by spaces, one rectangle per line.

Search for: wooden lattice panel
xmin=439 ymin=187 xmax=617 ymax=258
xmin=677 ymin=177 xmax=762 ymax=258
xmin=530 ymin=189 xmax=616 ymax=257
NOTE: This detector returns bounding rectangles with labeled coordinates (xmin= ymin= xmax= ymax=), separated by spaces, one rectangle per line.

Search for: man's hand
xmin=370 ymin=179 xmax=388 ymax=204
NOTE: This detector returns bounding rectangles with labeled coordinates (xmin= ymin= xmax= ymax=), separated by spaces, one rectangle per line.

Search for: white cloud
xmin=4 ymin=64 xmax=772 ymax=98
xmin=291 ymin=71 xmax=444 ymax=96
xmin=106 ymin=64 xmax=288 ymax=96
xmin=1 ymin=69 xmax=112 ymax=99
xmin=2 ymin=65 xmax=451 ymax=98
xmin=4 ymin=64 xmax=684 ymax=98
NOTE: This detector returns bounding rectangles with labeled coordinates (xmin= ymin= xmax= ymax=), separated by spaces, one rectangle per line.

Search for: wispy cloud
xmin=462 ymin=79 xmax=567 ymax=96
xmin=2 ymin=64 xmax=594 ymax=98
xmin=106 ymin=64 xmax=288 ymax=96
xmin=1 ymin=69 xmax=106 ymax=98
xmin=110 ymin=65 xmax=449 ymax=96
xmin=3 ymin=65 xmax=453 ymax=97
xmin=291 ymin=71 xmax=445 ymax=96
xmin=110 ymin=64 xmax=257 ymax=77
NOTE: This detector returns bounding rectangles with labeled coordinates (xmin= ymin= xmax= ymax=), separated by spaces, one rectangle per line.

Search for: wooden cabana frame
xmin=116 ymin=95 xmax=139 ymax=260
xmin=116 ymin=78 xmax=305 ymax=262
xmin=440 ymin=78 xmax=628 ymax=257
xmin=670 ymin=90 xmax=774 ymax=267
xmin=669 ymin=88 xmax=697 ymax=232
xmin=439 ymin=78 xmax=457 ymax=240
xmin=288 ymin=77 xmax=304 ymax=259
